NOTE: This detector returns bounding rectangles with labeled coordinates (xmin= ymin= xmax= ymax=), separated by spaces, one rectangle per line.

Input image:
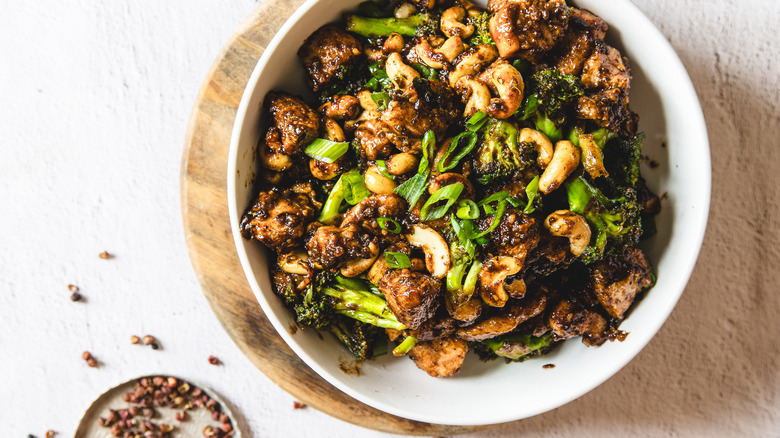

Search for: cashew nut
xmin=385 ymin=52 xmax=420 ymax=92
xmin=415 ymin=38 xmax=446 ymax=69
xmin=341 ymin=242 xmax=380 ymax=277
xmin=364 ymin=165 xmax=396 ymax=195
xmin=258 ymin=142 xmax=292 ymax=171
xmin=436 ymin=36 xmax=465 ymax=64
xmin=477 ymin=256 xmax=522 ymax=307
xmin=578 ymin=133 xmax=609 ymax=179
xmin=322 ymin=117 xmax=345 ymax=142
xmin=477 ymin=60 xmax=524 ymax=119
xmin=440 ymin=6 xmax=475 ymax=38
xmin=538 ymin=140 xmax=581 ymax=194
xmin=519 ymin=128 xmax=554 ymax=169
xmin=428 ymin=173 xmax=475 ymax=199
xmin=448 ymin=44 xmax=498 ymax=87
xmin=544 ymin=210 xmax=591 ymax=256
xmin=394 ymin=2 xmax=417 ymax=18
xmin=277 ymin=250 xmax=310 ymax=275
xmin=406 ymin=224 xmax=451 ymax=279
xmin=383 ymin=32 xmax=404 ymax=54
xmin=357 ymin=89 xmax=379 ymax=112
xmin=456 ymin=77 xmax=491 ymax=117
xmin=386 ymin=152 xmax=419 ymax=175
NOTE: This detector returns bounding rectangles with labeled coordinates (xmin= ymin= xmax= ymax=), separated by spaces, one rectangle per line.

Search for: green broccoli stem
xmin=324 ymin=286 xmax=407 ymax=330
xmin=318 ymin=176 xmax=344 ymax=224
xmin=336 ymin=309 xmax=406 ymax=330
xmin=344 ymin=14 xmax=428 ymax=37
xmin=392 ymin=335 xmax=418 ymax=356
xmin=482 ymin=332 xmax=555 ymax=361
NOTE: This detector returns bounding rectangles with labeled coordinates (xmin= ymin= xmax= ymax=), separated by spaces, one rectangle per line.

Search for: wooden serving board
xmin=180 ymin=1 xmax=491 ymax=434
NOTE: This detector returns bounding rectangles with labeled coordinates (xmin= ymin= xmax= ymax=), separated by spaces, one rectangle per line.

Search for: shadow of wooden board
xmin=180 ymin=0 xmax=493 ymax=434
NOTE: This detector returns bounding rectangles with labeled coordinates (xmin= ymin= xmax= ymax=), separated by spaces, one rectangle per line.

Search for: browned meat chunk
xmin=457 ymin=294 xmax=547 ymax=341
xmin=319 ymin=94 xmax=361 ymax=120
xmin=590 ymin=247 xmax=653 ymax=319
xmin=264 ymin=92 xmax=320 ymax=156
xmin=581 ymin=41 xmax=631 ymax=91
xmin=554 ymin=8 xmax=608 ymax=76
xmin=354 ymin=119 xmax=396 ymax=160
xmin=341 ymin=194 xmax=406 ymax=236
xmin=408 ymin=337 xmax=468 ymax=378
xmin=240 ymin=188 xmax=316 ymax=253
xmin=298 ymin=25 xmax=363 ymax=92
xmin=446 ymin=297 xmax=483 ymax=323
xmin=488 ymin=0 xmax=569 ymax=61
xmin=549 ymin=299 xmax=608 ymax=346
xmin=306 ymin=224 xmax=378 ymax=270
xmin=409 ymin=316 xmax=457 ymax=341
xmin=378 ymin=269 xmax=442 ymax=329
xmin=481 ymin=208 xmax=540 ymax=262
xmin=524 ymin=231 xmax=573 ymax=282
xmin=576 ymin=87 xmax=637 ymax=135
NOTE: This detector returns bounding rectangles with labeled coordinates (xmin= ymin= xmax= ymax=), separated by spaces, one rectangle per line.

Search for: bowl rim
xmin=227 ymin=0 xmax=711 ymax=425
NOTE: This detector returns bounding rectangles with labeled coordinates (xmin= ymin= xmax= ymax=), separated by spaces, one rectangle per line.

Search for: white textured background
xmin=1 ymin=0 xmax=778 ymax=437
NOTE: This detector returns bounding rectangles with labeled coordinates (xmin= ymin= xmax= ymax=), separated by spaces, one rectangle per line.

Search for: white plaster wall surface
xmin=1 ymin=0 xmax=777 ymax=436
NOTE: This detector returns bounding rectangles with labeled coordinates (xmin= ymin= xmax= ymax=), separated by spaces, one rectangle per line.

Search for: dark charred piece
xmin=240 ymin=188 xmax=316 ymax=253
xmin=488 ymin=0 xmax=570 ymax=61
xmin=553 ymin=8 xmax=608 ymax=76
xmin=590 ymin=247 xmax=653 ymax=319
xmin=264 ymin=92 xmax=320 ymax=156
xmin=409 ymin=337 xmax=469 ymax=377
xmin=298 ymin=25 xmax=364 ymax=92
xmin=378 ymin=269 xmax=442 ymax=330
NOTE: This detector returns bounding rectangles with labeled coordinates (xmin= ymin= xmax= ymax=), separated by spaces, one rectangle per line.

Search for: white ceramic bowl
xmin=227 ymin=0 xmax=710 ymax=425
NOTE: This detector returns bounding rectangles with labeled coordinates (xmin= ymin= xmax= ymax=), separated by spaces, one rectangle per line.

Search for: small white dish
xmin=227 ymin=0 xmax=710 ymax=425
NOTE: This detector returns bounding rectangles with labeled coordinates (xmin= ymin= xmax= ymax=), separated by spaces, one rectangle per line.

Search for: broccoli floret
xmin=481 ymin=332 xmax=555 ymax=361
xmin=289 ymin=272 xmax=406 ymax=360
xmin=566 ymin=176 xmax=642 ymax=264
xmin=519 ymin=69 xmax=585 ymax=141
xmin=473 ymin=118 xmax=535 ymax=184
xmin=604 ymin=132 xmax=645 ymax=189
xmin=468 ymin=11 xmax=494 ymax=46
xmin=345 ymin=12 xmax=437 ymax=37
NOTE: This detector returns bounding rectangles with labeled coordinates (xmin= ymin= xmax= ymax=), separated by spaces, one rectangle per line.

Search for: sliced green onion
xmin=456 ymin=199 xmax=479 ymax=220
xmin=376 ymin=159 xmax=393 ymax=179
xmin=418 ymin=130 xmax=436 ymax=173
xmin=478 ymin=190 xmax=510 ymax=206
xmin=335 ymin=309 xmax=406 ymax=330
xmin=377 ymin=217 xmax=402 ymax=233
xmin=482 ymin=204 xmax=495 ymax=214
xmin=371 ymin=92 xmax=390 ymax=111
xmin=524 ymin=175 xmax=540 ymax=214
xmin=466 ymin=111 xmax=488 ymax=132
xmin=342 ymin=169 xmax=371 ymax=205
xmin=392 ymin=335 xmax=419 ymax=356
xmin=462 ymin=260 xmax=482 ymax=298
xmin=506 ymin=197 xmax=522 ymax=208
xmin=469 ymin=199 xmax=508 ymax=239
xmin=394 ymin=169 xmax=430 ymax=210
xmin=304 ymin=138 xmax=349 ymax=163
xmin=385 ymin=251 xmax=411 ymax=269
xmin=318 ymin=176 xmax=345 ymax=224
xmin=421 ymin=183 xmax=464 ymax=221
xmin=437 ymin=131 xmax=478 ymax=172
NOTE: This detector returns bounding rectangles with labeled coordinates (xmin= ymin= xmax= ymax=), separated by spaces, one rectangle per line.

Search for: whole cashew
xmin=578 ymin=133 xmax=609 ymax=179
xmin=478 ymin=60 xmax=524 ymax=119
xmin=519 ymin=128 xmax=554 ymax=169
xmin=386 ymin=152 xmax=419 ymax=175
xmin=478 ymin=256 xmax=522 ymax=307
xmin=428 ymin=172 xmax=475 ymax=199
xmin=436 ymin=36 xmax=465 ymax=63
xmin=456 ymin=77 xmax=491 ymax=117
xmin=364 ymin=165 xmax=397 ymax=195
xmin=277 ymin=250 xmax=310 ymax=275
xmin=440 ymin=7 xmax=475 ymax=38
xmin=357 ymin=89 xmax=379 ymax=111
xmin=322 ymin=117 xmax=345 ymax=142
xmin=448 ymin=44 xmax=499 ymax=87
xmin=544 ymin=210 xmax=591 ymax=256
xmin=538 ymin=140 xmax=580 ymax=194
xmin=258 ymin=142 xmax=292 ymax=171
xmin=383 ymin=32 xmax=404 ymax=54
xmin=385 ymin=52 xmax=420 ymax=92
xmin=415 ymin=38 xmax=446 ymax=69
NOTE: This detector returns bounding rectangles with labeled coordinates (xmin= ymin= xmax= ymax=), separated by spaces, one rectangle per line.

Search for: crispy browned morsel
xmin=549 ymin=299 xmax=608 ymax=346
xmin=488 ymin=0 xmax=569 ymax=61
xmin=409 ymin=315 xmax=458 ymax=341
xmin=264 ymin=92 xmax=320 ymax=156
xmin=457 ymin=294 xmax=547 ymax=341
xmin=554 ymin=8 xmax=608 ymax=75
xmin=581 ymin=41 xmax=631 ymax=91
xmin=481 ymin=208 xmax=540 ymax=261
xmin=306 ymin=224 xmax=377 ymax=270
xmin=446 ymin=296 xmax=483 ymax=323
xmin=524 ymin=232 xmax=573 ymax=282
xmin=341 ymin=194 xmax=406 ymax=235
xmin=298 ymin=24 xmax=363 ymax=92
xmin=354 ymin=119 xmax=396 ymax=160
xmin=240 ymin=188 xmax=316 ymax=253
xmin=378 ymin=268 xmax=442 ymax=329
xmin=590 ymin=247 xmax=653 ymax=319
xmin=576 ymin=87 xmax=637 ymax=135
xmin=408 ymin=337 xmax=469 ymax=378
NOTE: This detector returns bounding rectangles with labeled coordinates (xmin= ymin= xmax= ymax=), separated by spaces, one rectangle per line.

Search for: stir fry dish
xmin=240 ymin=0 xmax=661 ymax=377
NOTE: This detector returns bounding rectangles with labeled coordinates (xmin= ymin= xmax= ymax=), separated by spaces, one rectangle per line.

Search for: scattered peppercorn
xmin=45 ymin=431 xmax=55 ymax=438
xmin=130 ymin=335 xmax=140 ymax=344
xmin=99 ymin=251 xmax=112 ymax=259
xmin=293 ymin=400 xmax=307 ymax=409
xmin=70 ymin=292 xmax=83 ymax=302
xmin=207 ymin=355 xmax=221 ymax=365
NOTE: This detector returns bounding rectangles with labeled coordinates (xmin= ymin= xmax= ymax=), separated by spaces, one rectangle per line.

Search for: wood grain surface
xmin=179 ymin=1 xmax=490 ymax=434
